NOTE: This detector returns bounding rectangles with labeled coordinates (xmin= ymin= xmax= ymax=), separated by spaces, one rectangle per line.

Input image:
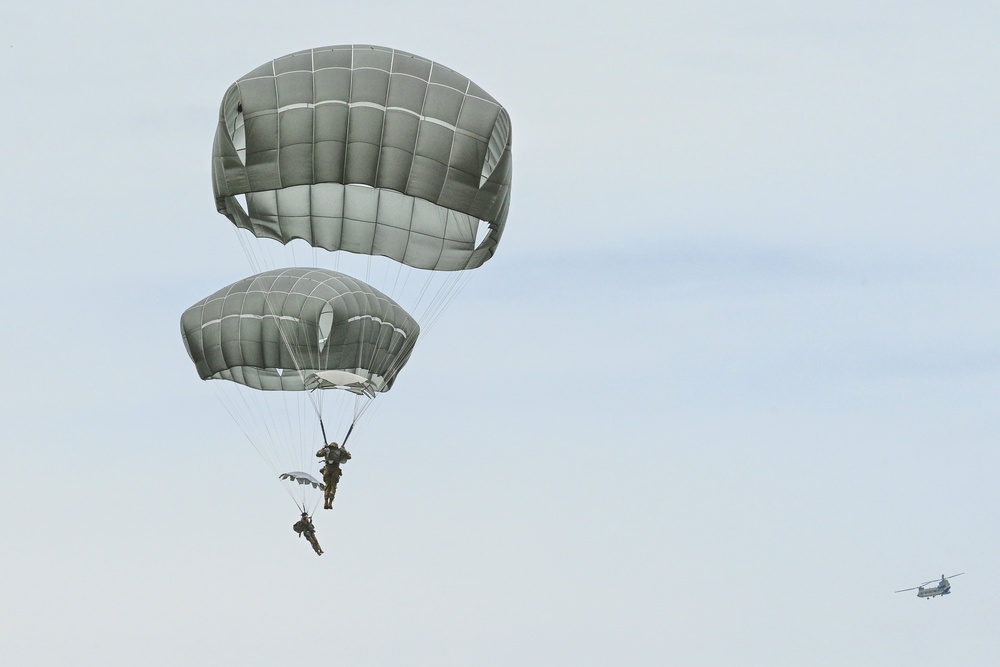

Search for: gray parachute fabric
xmin=279 ymin=472 xmax=326 ymax=490
xmin=212 ymin=44 xmax=512 ymax=271
xmin=180 ymin=267 xmax=419 ymax=395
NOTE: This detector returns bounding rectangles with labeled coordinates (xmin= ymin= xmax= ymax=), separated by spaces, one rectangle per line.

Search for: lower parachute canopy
xmin=180 ymin=267 xmax=419 ymax=395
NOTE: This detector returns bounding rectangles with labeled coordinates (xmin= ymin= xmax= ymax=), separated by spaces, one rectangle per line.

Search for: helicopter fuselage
xmin=916 ymin=584 xmax=950 ymax=598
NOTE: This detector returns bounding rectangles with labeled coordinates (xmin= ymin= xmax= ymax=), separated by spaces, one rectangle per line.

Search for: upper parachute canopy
xmin=180 ymin=267 xmax=419 ymax=393
xmin=212 ymin=44 xmax=512 ymax=271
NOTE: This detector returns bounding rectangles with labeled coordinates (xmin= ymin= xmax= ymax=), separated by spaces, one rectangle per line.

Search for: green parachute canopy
xmin=180 ymin=267 xmax=419 ymax=395
xmin=212 ymin=44 xmax=512 ymax=271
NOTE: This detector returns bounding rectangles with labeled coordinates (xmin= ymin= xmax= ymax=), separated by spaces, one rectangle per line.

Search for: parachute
xmin=181 ymin=267 xmax=418 ymax=394
xmin=213 ymin=44 xmax=512 ymax=272
xmin=212 ymin=44 xmax=513 ymax=331
xmin=182 ymin=45 xmax=512 ymax=515
xmin=181 ymin=268 xmax=418 ymax=511
xmin=279 ymin=472 xmax=325 ymax=491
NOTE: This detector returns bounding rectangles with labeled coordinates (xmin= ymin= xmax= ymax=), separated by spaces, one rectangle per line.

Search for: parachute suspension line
xmin=211 ymin=383 xmax=273 ymax=471
xmin=384 ymin=332 xmax=418 ymax=385
xmin=407 ymin=268 xmax=475 ymax=339
xmin=354 ymin=391 xmax=368 ymax=422
xmin=418 ymin=265 xmax=453 ymax=321
xmin=353 ymin=303 xmax=387 ymax=425
xmin=350 ymin=365 xmax=400 ymax=431
xmin=350 ymin=302 xmax=402 ymax=427
xmin=393 ymin=263 xmax=433 ymax=321
xmin=384 ymin=262 xmax=472 ymax=335
xmin=341 ymin=419 xmax=357 ymax=447
xmin=239 ymin=376 xmax=285 ymax=471
xmin=421 ymin=270 xmax=469 ymax=333
xmin=229 ymin=375 xmax=326 ymax=514
xmin=345 ymin=325 xmax=415 ymax=437
xmin=370 ymin=313 xmax=413 ymax=400
xmin=352 ymin=248 xmax=463 ymax=329
xmin=234 ymin=225 xmax=282 ymax=277
xmin=243 ymin=380 xmax=294 ymax=481
xmin=319 ymin=416 xmax=329 ymax=446
xmin=279 ymin=385 xmax=308 ymax=480
xmin=224 ymin=384 xmax=320 ymax=514
xmin=411 ymin=268 xmax=442 ymax=319
xmin=233 ymin=226 xmax=255 ymax=270
xmin=287 ymin=232 xmax=321 ymax=273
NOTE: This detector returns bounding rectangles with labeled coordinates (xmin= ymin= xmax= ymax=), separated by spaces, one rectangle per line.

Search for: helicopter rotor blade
xmin=895 ymin=587 xmax=920 ymax=593
xmin=945 ymin=572 xmax=964 ymax=579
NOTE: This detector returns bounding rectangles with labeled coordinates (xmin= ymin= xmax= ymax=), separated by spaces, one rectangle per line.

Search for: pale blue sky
xmin=2 ymin=2 xmax=999 ymax=665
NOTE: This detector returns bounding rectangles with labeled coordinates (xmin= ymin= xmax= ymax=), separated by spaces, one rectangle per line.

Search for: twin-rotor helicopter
xmin=895 ymin=573 xmax=964 ymax=599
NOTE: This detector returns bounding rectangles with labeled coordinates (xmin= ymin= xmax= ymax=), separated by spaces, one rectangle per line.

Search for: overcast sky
xmin=2 ymin=2 xmax=999 ymax=665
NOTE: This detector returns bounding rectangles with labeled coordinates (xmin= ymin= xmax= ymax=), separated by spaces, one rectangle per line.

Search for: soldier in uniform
xmin=293 ymin=512 xmax=323 ymax=556
xmin=316 ymin=441 xmax=352 ymax=509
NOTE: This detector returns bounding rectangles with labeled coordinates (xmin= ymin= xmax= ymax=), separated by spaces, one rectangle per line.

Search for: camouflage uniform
xmin=316 ymin=442 xmax=352 ymax=509
xmin=293 ymin=513 xmax=323 ymax=556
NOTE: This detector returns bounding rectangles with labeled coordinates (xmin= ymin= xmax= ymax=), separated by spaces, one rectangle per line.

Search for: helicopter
xmin=895 ymin=573 xmax=964 ymax=599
